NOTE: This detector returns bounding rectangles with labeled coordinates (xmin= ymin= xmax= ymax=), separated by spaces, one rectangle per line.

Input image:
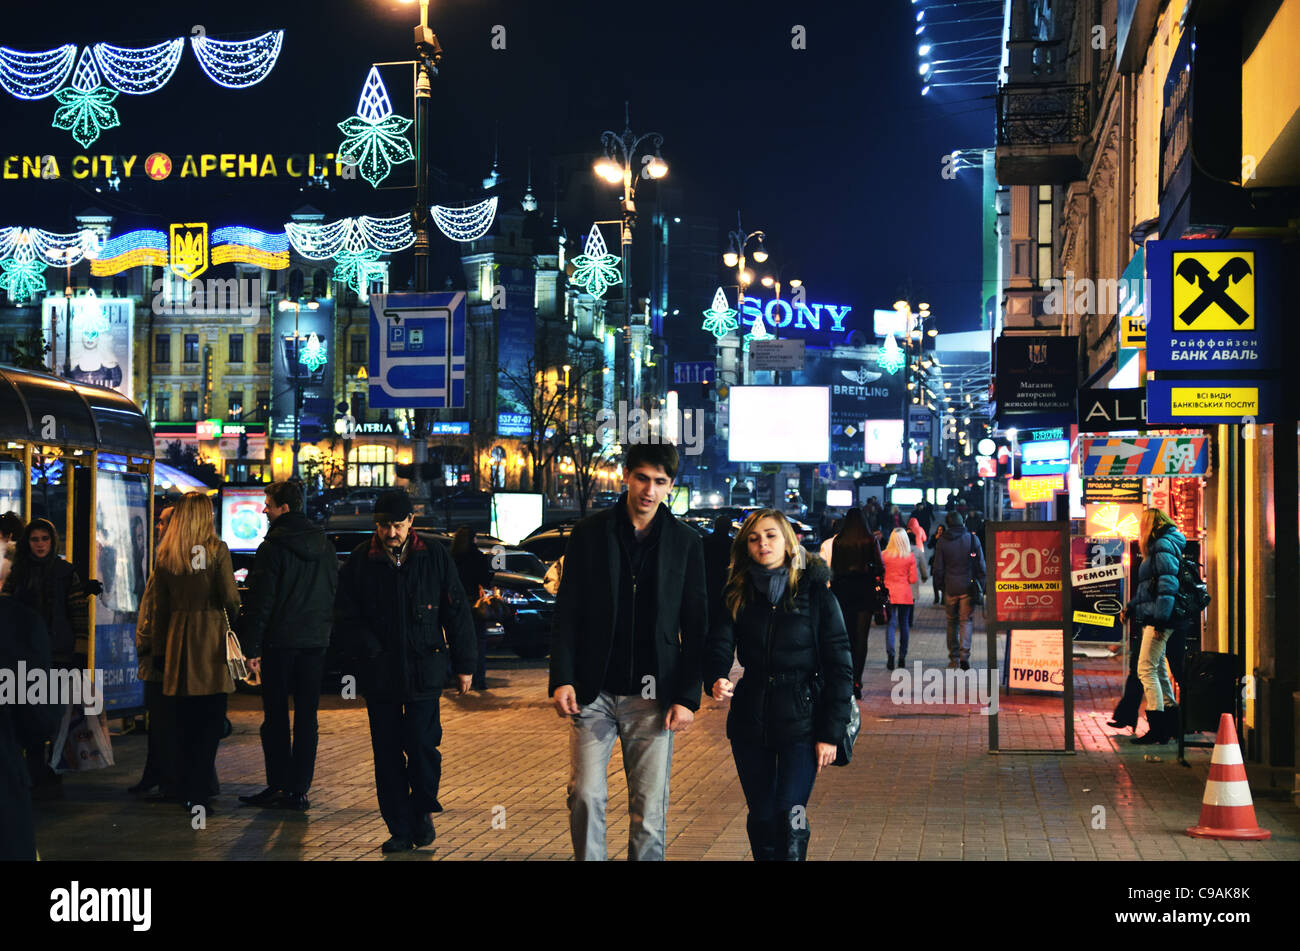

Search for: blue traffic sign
xmin=368 ymin=291 xmax=466 ymax=408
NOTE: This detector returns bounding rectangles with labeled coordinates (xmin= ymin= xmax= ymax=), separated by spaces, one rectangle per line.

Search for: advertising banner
xmin=368 ymin=291 xmax=466 ymax=409
xmin=1069 ymin=536 xmax=1126 ymax=642
xmin=272 ymin=300 xmax=335 ymax=443
xmin=794 ymin=351 xmax=904 ymax=466
xmin=1081 ymin=435 xmax=1209 ymax=477
xmin=1077 ymin=386 xmax=1146 ymax=432
xmin=1007 ymin=630 xmax=1065 ymax=692
xmin=864 ymin=419 xmax=903 ymax=465
xmin=45 ymin=294 xmax=134 ymax=400
xmin=1082 ymin=477 xmax=1143 ymax=503
xmin=220 ymin=486 xmax=270 ymax=553
xmin=1145 ymin=377 xmax=1280 ymax=425
xmin=994 ymin=335 xmax=1078 ymax=428
xmin=1145 ymin=239 xmax=1280 ymax=372
xmin=495 ymin=265 xmax=536 ymax=434
xmin=991 ymin=528 xmax=1066 ymax=624
xmin=93 ymin=470 xmax=149 ymax=713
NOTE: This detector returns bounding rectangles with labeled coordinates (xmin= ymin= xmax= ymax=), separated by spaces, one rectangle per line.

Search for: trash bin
xmin=1181 ymin=651 xmax=1240 ymax=733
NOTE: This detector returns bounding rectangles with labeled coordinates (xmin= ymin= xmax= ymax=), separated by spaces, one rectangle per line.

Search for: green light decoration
xmin=298 ymin=332 xmax=327 ymax=372
xmin=337 ymin=67 xmax=414 ymax=188
xmin=742 ymin=307 xmax=773 ymax=352
xmin=700 ymin=286 xmax=738 ymax=340
xmin=0 ymin=256 xmax=47 ymax=303
xmin=877 ymin=331 xmax=905 ymax=374
xmin=51 ymin=49 xmax=119 ymax=149
xmin=569 ymin=224 xmax=622 ymax=299
xmin=331 ymin=248 xmax=384 ymax=295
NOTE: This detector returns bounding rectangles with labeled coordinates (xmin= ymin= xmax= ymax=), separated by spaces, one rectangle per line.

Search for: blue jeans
xmin=568 ymin=692 xmax=674 ymax=861
xmin=885 ymin=605 xmax=913 ymax=656
xmin=1136 ymin=626 xmax=1176 ymax=712
xmin=730 ymin=737 xmax=818 ymax=860
xmin=944 ymin=592 xmax=973 ymax=663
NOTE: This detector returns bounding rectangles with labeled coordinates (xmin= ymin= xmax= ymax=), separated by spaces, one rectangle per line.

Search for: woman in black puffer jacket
xmin=705 ymin=509 xmax=853 ymax=861
xmin=1124 ymin=508 xmax=1186 ymax=745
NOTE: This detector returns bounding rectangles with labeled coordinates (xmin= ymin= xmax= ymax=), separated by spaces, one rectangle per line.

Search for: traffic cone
xmin=1185 ymin=713 xmax=1270 ymax=840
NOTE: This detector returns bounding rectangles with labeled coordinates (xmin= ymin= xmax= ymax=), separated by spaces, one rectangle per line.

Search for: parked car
xmin=518 ymin=527 xmax=572 ymax=566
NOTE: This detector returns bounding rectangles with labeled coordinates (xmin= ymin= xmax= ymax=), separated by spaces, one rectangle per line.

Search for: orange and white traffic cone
xmin=1186 ymin=713 xmax=1270 ymax=840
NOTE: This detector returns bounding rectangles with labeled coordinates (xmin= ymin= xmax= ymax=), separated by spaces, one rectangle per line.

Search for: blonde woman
xmin=137 ymin=492 xmax=240 ymax=812
xmin=882 ymin=528 xmax=918 ymax=670
xmin=1122 ymin=508 xmax=1186 ymax=746
xmin=704 ymin=509 xmax=852 ymax=861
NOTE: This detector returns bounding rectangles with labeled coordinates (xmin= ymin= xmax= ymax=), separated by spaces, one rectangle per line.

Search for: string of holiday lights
xmin=283 ymin=214 xmax=415 ymax=259
xmin=211 ymin=226 xmax=289 ymax=254
xmin=0 ymin=227 xmax=99 ymax=302
xmin=0 ymin=30 xmax=284 ymax=145
xmin=430 ymin=197 xmax=498 ymax=242
xmin=337 ymin=66 xmax=414 ymax=188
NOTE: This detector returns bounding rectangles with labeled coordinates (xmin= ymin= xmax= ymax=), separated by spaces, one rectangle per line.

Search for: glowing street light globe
xmin=593 ymin=157 xmax=623 ymax=183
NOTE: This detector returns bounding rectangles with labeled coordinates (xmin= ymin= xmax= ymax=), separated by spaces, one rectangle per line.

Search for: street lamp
xmin=593 ymin=102 xmax=666 ymax=409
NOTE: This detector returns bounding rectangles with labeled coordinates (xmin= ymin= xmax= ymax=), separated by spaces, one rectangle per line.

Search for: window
xmin=350 ymin=391 xmax=366 ymax=420
xmin=154 ymin=390 xmax=171 ymax=421
xmin=228 ymin=333 xmax=244 ymax=363
xmin=257 ymin=333 xmax=271 ymax=363
xmin=182 ymin=392 xmax=198 ymax=421
xmin=183 ymin=334 xmax=199 ymax=363
xmin=350 ymin=335 xmax=366 ymax=364
xmin=1036 ymin=184 xmax=1053 ymax=288
xmin=228 ymin=391 xmax=244 ymax=418
xmin=154 ymin=333 xmax=170 ymax=364
xmin=256 ymin=390 xmax=270 ymax=419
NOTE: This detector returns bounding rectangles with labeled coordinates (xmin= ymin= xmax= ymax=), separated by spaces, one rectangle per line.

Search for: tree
xmin=556 ymin=357 xmax=614 ymax=516
xmin=162 ymin=439 xmax=221 ymax=488
xmin=497 ymin=356 xmax=570 ymax=495
xmin=8 ymin=332 xmax=51 ymax=373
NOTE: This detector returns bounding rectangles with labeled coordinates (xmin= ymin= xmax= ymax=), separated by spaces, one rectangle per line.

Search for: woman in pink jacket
xmin=882 ymin=528 xmax=918 ymax=670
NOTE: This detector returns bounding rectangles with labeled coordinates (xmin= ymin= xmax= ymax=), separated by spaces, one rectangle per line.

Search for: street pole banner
xmin=367 ymin=291 xmax=465 ymax=409
xmin=1007 ymin=630 xmax=1065 ymax=692
xmin=1069 ymin=536 xmax=1126 ymax=642
xmin=991 ymin=529 xmax=1066 ymax=624
xmin=993 ymin=335 xmax=1079 ymax=428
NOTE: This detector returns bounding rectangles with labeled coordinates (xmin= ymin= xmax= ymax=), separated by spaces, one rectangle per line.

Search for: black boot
xmin=746 ymin=815 xmax=781 ymax=862
xmin=783 ymin=823 xmax=810 ymax=862
xmin=897 ymin=653 xmax=906 ymax=670
xmin=1160 ymin=705 xmax=1180 ymax=743
xmin=1107 ymin=673 xmax=1143 ymax=730
xmin=886 ymin=653 xmax=895 ymax=671
xmin=1130 ymin=709 xmax=1169 ymax=745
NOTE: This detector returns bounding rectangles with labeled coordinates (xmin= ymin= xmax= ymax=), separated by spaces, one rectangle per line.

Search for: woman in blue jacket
xmin=1123 ymin=508 xmax=1185 ymax=745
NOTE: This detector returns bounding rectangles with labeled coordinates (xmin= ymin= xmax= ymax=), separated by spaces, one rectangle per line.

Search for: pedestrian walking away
xmin=549 ymin=443 xmax=707 ymax=861
xmin=932 ymin=511 xmax=985 ymax=670
xmin=136 ymin=492 xmax=240 ymax=815
xmin=1124 ymin=507 xmax=1186 ymax=746
xmin=450 ymin=525 xmax=494 ymax=691
xmin=705 ymin=509 xmax=852 ymax=861
xmin=828 ymin=508 xmax=887 ymax=699
xmin=702 ymin=513 xmax=733 ymax=624
xmin=882 ymin=528 xmax=918 ymax=671
xmin=238 ymin=481 xmax=339 ymax=812
xmin=335 ymin=489 xmax=476 ymax=853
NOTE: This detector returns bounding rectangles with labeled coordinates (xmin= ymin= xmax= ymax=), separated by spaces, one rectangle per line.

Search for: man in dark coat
xmin=0 ymin=597 xmax=61 ymax=859
xmin=549 ymin=443 xmax=707 ymax=860
xmin=335 ymin=490 xmax=476 ymax=853
xmin=239 ymin=481 xmax=339 ymax=811
xmin=933 ymin=510 xmax=986 ymax=671
xmin=702 ymin=514 xmax=733 ymax=626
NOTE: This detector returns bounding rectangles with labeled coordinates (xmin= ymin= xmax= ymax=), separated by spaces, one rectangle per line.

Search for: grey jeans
xmin=945 ymin=592 xmax=974 ymax=662
xmin=568 ymin=691 xmax=674 ymax=861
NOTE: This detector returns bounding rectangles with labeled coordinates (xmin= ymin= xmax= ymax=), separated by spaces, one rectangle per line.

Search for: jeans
xmin=885 ymin=605 xmax=913 ymax=657
xmin=567 ymin=692 xmax=673 ymax=861
xmin=730 ymin=738 xmax=817 ymax=861
xmin=365 ymin=697 xmax=443 ymax=839
xmin=259 ymin=648 xmax=325 ymax=795
xmin=175 ymin=693 xmax=227 ymax=804
xmin=1136 ymin=626 xmax=1176 ymax=712
xmin=944 ymin=593 xmax=973 ymax=663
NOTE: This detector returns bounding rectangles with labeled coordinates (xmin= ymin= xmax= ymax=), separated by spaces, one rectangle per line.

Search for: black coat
xmin=702 ymin=529 xmax=733 ymax=624
xmin=705 ymin=559 xmax=853 ymax=749
xmin=0 ymin=598 xmax=61 ymax=860
xmin=335 ymin=532 xmax=476 ymax=701
xmin=549 ymin=502 xmax=708 ymax=712
xmin=2 ymin=557 xmax=86 ymax=659
xmin=240 ymin=511 xmax=339 ymax=656
xmin=452 ymin=547 xmax=494 ymax=602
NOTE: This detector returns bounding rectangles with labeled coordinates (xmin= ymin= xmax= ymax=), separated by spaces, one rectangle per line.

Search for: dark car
xmin=518 ymin=528 xmax=572 ymax=567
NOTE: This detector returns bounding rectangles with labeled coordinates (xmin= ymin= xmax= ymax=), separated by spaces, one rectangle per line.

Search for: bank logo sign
xmin=1173 ymin=251 xmax=1254 ymax=330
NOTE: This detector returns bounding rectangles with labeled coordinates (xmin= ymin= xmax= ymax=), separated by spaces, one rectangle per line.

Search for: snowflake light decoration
xmin=876 ymin=332 xmax=905 ymax=374
xmin=0 ymin=257 xmax=47 ymax=303
xmin=569 ymin=224 xmax=622 ymax=299
xmin=337 ymin=67 xmax=414 ymax=188
xmin=298 ymin=333 xmax=327 ymax=373
xmin=743 ymin=308 xmax=773 ymax=352
xmin=0 ymin=227 xmax=98 ymax=303
xmin=701 ymin=286 xmax=738 ymax=340
xmin=52 ymin=48 xmax=119 ymax=148
xmin=331 ymin=248 xmax=385 ymax=295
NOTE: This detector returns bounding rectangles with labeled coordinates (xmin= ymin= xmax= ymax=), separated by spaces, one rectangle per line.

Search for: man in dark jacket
xmin=932 ymin=510 xmax=985 ymax=671
xmin=549 ymin=443 xmax=707 ymax=860
xmin=0 ymin=597 xmax=61 ymax=860
xmin=702 ymin=514 xmax=733 ymax=625
xmin=239 ymin=481 xmax=338 ymax=811
xmin=335 ymin=489 xmax=476 ymax=853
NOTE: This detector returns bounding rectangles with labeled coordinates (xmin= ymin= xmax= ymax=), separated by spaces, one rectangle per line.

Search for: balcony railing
xmin=997 ymin=83 xmax=1090 ymax=147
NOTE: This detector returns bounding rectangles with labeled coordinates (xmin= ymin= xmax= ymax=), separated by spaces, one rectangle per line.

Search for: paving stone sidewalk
xmin=32 ymin=599 xmax=1300 ymax=860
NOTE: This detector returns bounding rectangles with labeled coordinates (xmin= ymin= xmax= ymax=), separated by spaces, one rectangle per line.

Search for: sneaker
xmin=381 ymin=836 xmax=414 ymax=853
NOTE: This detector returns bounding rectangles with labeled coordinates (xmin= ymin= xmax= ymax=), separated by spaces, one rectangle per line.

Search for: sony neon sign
xmin=739 ymin=298 xmax=853 ymax=336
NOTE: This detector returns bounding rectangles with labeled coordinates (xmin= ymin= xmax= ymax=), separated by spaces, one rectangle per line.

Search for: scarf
xmin=748 ymin=562 xmax=789 ymax=606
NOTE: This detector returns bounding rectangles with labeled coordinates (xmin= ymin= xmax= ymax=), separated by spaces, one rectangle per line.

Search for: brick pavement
xmin=31 ymin=600 xmax=1300 ymax=860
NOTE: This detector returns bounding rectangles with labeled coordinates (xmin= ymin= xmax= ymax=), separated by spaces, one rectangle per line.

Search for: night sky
xmin=0 ymin=0 xmax=993 ymax=331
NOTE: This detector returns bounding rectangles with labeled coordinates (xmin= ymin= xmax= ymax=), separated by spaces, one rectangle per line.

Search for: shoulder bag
xmin=224 ymin=609 xmax=258 ymax=686
xmin=966 ymin=533 xmax=985 ymax=606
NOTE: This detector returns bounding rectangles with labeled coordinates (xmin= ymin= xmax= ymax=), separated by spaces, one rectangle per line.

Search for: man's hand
xmin=711 ymin=678 xmax=734 ymax=701
xmin=815 ymin=742 xmax=837 ymax=772
xmin=457 ymin=674 xmax=472 ymax=695
xmin=248 ymin=657 xmax=261 ymax=673
xmin=553 ymin=684 xmax=580 ymax=717
xmin=665 ymin=704 xmax=694 ymax=732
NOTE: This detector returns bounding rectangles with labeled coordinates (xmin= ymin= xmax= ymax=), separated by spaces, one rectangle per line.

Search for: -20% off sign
xmin=993 ymin=532 xmax=1065 ymax=623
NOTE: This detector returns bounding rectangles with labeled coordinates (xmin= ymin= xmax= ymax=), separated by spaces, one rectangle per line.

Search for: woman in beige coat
xmin=137 ymin=493 xmax=240 ymax=813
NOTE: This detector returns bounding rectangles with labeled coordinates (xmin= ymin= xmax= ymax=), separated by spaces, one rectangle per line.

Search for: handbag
xmin=224 ymin=609 xmax=257 ymax=686
xmin=810 ymin=590 xmax=860 ymax=767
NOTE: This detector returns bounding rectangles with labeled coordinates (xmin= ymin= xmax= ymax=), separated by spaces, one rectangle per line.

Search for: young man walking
xmin=932 ymin=510 xmax=986 ymax=671
xmin=549 ymin=444 xmax=708 ymax=861
xmin=335 ymin=490 xmax=475 ymax=853
xmin=239 ymin=481 xmax=338 ymax=811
